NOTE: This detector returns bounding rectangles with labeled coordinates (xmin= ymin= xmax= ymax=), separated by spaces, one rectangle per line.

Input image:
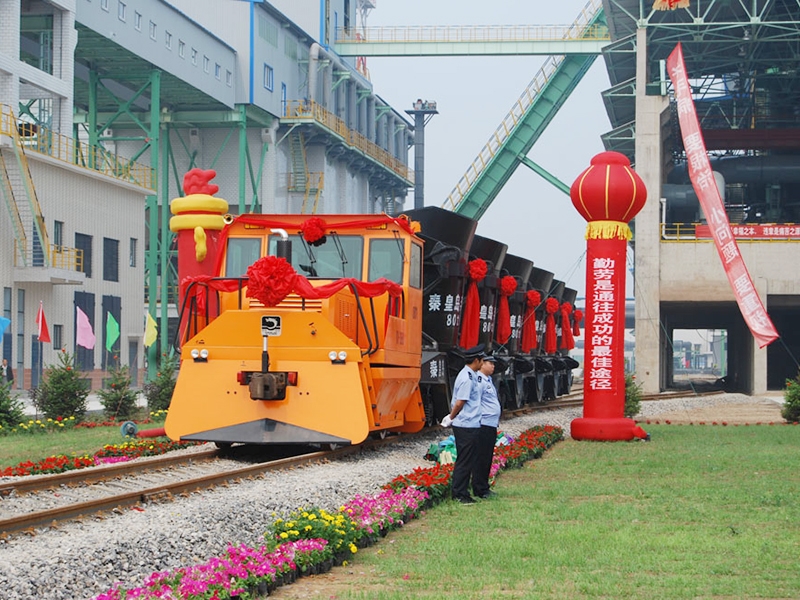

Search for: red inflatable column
xmin=569 ymin=152 xmax=649 ymax=441
xmin=169 ymin=169 xmax=229 ymax=299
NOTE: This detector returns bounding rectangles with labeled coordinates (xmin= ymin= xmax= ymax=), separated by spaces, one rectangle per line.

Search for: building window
xmin=134 ymin=11 xmax=141 ymax=31
xmin=178 ymin=40 xmax=185 ymax=58
xmin=53 ymin=220 xmax=63 ymax=249
xmin=226 ymin=70 xmax=232 ymax=86
xmin=149 ymin=21 xmax=157 ymax=40
xmin=53 ymin=324 xmax=63 ymax=350
xmin=129 ymin=238 xmax=137 ymax=267
xmin=101 ymin=0 xmax=109 ymax=11
xmin=203 ymin=55 xmax=210 ymax=73
xmin=263 ymin=64 xmax=274 ymax=91
xmin=103 ymin=238 xmax=119 ymax=282
xmin=75 ymin=233 xmax=92 ymax=278
xmin=215 ymin=63 xmax=221 ymax=80
xmin=118 ymin=1 xmax=126 ymax=21
xmin=165 ymin=31 xmax=172 ymax=49
xmin=191 ymin=48 xmax=198 ymax=65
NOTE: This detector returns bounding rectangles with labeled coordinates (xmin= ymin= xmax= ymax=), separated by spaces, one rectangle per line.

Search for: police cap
xmin=462 ymin=343 xmax=485 ymax=361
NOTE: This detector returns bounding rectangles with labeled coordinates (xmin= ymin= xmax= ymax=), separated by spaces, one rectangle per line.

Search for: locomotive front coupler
xmin=237 ymin=323 xmax=297 ymax=401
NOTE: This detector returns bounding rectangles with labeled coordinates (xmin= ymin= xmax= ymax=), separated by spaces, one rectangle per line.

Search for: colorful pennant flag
xmin=37 ymin=301 xmax=51 ymax=343
xmin=144 ymin=313 xmax=158 ymax=348
xmin=76 ymin=306 xmax=96 ymax=349
xmin=106 ymin=312 xmax=120 ymax=352
xmin=0 ymin=316 xmax=10 ymax=338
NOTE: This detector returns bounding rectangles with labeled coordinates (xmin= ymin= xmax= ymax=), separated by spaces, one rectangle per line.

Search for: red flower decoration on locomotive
xmin=300 ymin=217 xmax=327 ymax=246
xmin=246 ymin=255 xmax=298 ymax=307
xmin=468 ymin=258 xmax=488 ymax=282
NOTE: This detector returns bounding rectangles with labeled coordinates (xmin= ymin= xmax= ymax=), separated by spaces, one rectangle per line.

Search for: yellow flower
xmin=279 ymin=532 xmax=289 ymax=539
xmin=308 ymin=514 xmax=316 ymax=520
xmin=349 ymin=544 xmax=358 ymax=554
xmin=304 ymin=525 xmax=312 ymax=531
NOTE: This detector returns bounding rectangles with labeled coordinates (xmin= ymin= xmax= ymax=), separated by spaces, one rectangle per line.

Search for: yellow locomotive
xmin=164 ymin=172 xmax=425 ymax=447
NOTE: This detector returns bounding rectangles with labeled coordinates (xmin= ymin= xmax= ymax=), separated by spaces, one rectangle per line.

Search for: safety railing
xmin=13 ymin=240 xmax=84 ymax=270
xmin=335 ymin=23 xmax=609 ymax=44
xmin=0 ymin=104 xmax=155 ymax=191
xmin=442 ymin=0 xmax=602 ymax=210
xmin=661 ymin=222 xmax=800 ymax=242
xmin=282 ymin=100 xmax=414 ymax=184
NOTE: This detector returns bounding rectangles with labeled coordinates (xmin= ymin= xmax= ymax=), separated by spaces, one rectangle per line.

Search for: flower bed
xmin=0 ymin=439 xmax=198 ymax=477
xmin=93 ymin=425 xmax=563 ymax=600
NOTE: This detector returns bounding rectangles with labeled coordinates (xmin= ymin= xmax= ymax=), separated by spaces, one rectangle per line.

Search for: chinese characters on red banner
xmin=667 ymin=43 xmax=778 ymax=348
xmin=589 ymin=257 xmax=616 ymax=391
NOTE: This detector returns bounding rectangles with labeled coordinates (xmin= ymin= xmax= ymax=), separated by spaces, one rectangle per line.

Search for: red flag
xmin=36 ymin=301 xmax=51 ymax=343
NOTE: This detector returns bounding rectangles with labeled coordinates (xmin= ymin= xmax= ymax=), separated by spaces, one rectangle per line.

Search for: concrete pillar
xmin=53 ymin=7 xmax=76 ymax=135
xmin=633 ymin=26 xmax=669 ymax=394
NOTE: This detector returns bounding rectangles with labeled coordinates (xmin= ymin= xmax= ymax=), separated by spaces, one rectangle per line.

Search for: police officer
xmin=441 ymin=343 xmax=484 ymax=505
xmin=473 ymin=354 xmax=501 ymax=499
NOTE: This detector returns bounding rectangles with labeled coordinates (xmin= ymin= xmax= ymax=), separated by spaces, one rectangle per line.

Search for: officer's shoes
xmin=456 ymin=497 xmax=476 ymax=505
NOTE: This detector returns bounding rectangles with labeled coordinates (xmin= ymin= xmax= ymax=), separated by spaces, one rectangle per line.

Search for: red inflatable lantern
xmin=569 ymin=151 xmax=649 ymax=441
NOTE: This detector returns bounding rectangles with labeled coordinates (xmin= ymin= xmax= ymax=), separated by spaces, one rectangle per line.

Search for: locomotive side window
xmin=226 ymin=238 xmax=262 ymax=277
xmin=368 ymin=239 xmax=404 ymax=284
xmin=268 ymin=234 xmax=363 ymax=279
xmin=409 ymin=242 xmax=422 ymax=289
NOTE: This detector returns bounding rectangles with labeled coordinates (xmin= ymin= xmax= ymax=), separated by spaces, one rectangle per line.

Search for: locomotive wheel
xmin=214 ymin=442 xmax=233 ymax=450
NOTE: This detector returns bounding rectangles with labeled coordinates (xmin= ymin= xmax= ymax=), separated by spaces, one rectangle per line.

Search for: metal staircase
xmin=286 ymin=130 xmax=325 ymax=213
xmin=0 ymin=104 xmax=84 ymax=274
xmin=0 ymin=108 xmax=50 ymax=267
xmin=443 ymin=0 xmax=606 ymax=219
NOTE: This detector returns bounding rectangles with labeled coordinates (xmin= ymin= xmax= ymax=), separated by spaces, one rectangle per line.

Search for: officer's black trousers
xmin=451 ymin=425 xmax=481 ymax=501
xmin=473 ymin=424 xmax=497 ymax=498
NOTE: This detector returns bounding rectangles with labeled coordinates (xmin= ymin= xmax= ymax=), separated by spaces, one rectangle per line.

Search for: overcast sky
xmin=362 ymin=0 xmax=617 ymax=299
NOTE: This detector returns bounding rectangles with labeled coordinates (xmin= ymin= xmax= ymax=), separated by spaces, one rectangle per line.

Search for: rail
xmin=13 ymin=239 xmax=84 ymax=271
xmin=282 ymin=100 xmax=414 ymax=185
xmin=0 ymin=104 xmax=155 ymax=191
xmin=661 ymin=222 xmax=800 ymax=242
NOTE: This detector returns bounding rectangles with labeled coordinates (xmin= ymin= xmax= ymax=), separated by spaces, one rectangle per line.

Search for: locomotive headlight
xmin=191 ymin=348 xmax=208 ymax=362
xmin=337 ymin=351 xmax=347 ymax=361
xmin=190 ymin=349 xmax=200 ymax=359
xmin=328 ymin=350 xmax=338 ymax=361
xmin=199 ymin=349 xmax=209 ymax=359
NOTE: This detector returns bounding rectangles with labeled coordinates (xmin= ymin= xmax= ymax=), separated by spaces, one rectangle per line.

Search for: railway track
xmin=1 ymin=388 xmax=717 ymax=536
xmin=0 ymin=437 xmax=400 ymax=536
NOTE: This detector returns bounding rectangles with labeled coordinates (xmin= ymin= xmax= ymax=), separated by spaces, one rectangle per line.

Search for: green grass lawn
xmin=0 ymin=413 xmax=163 ymax=469
xmin=289 ymin=425 xmax=800 ymax=600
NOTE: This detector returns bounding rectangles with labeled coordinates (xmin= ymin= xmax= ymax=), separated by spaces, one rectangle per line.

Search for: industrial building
xmin=0 ymin=0 xmax=412 ymax=390
xmin=600 ymin=0 xmax=800 ymax=393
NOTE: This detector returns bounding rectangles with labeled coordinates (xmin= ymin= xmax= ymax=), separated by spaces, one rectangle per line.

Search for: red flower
xmin=526 ymin=290 xmax=541 ymax=309
xmin=545 ymin=297 xmax=559 ymax=315
xmin=468 ymin=259 xmax=488 ymax=282
xmin=499 ymin=275 xmax=517 ymax=297
xmin=300 ymin=217 xmax=327 ymax=245
xmin=246 ymin=255 xmax=297 ymax=307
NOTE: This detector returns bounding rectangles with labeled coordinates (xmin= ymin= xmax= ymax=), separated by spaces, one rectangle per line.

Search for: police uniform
xmin=473 ymin=364 xmax=502 ymax=498
xmin=450 ymin=345 xmax=484 ymax=503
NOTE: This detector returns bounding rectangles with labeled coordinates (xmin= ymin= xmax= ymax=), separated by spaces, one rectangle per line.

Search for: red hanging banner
xmin=667 ymin=43 xmax=779 ymax=349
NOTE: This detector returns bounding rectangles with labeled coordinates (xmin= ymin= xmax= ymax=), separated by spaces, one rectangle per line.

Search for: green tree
xmin=624 ymin=372 xmax=643 ymax=418
xmin=143 ymin=352 xmax=179 ymax=412
xmin=782 ymin=372 xmax=800 ymax=423
xmin=31 ymin=349 xmax=89 ymax=421
xmin=98 ymin=359 xmax=139 ymax=420
xmin=0 ymin=379 xmax=26 ymax=428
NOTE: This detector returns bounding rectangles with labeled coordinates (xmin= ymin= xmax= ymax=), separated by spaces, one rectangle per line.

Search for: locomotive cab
xmin=165 ymin=214 xmax=425 ymax=447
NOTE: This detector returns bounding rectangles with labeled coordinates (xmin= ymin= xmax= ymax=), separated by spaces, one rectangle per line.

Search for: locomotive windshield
xmin=368 ymin=238 xmax=404 ymax=284
xmin=225 ymin=238 xmax=262 ymax=277
xmin=268 ymin=234 xmax=363 ymax=279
